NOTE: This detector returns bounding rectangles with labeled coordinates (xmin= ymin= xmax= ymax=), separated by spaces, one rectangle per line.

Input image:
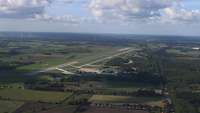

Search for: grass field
xmin=0 ymin=83 xmax=24 ymax=89
xmin=0 ymin=100 xmax=24 ymax=113
xmin=16 ymin=58 xmax=70 ymax=71
xmin=39 ymin=105 xmax=77 ymax=113
xmin=16 ymin=45 xmax=121 ymax=72
xmin=0 ymin=89 xmax=72 ymax=103
xmin=89 ymin=95 xmax=162 ymax=103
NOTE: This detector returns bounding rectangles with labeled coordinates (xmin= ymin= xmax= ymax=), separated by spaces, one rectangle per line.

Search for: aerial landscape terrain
xmin=0 ymin=32 xmax=199 ymax=113
xmin=0 ymin=0 xmax=200 ymax=113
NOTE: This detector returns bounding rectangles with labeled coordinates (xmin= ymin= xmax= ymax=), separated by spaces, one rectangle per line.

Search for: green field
xmin=0 ymin=100 xmax=24 ymax=113
xmin=16 ymin=45 xmax=121 ymax=72
xmin=0 ymin=89 xmax=72 ymax=103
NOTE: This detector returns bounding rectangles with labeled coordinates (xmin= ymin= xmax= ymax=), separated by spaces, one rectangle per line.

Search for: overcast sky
xmin=0 ymin=0 xmax=200 ymax=36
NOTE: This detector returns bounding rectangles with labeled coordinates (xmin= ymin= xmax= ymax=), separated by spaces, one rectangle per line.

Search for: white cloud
xmin=0 ymin=0 xmax=89 ymax=24
xmin=0 ymin=0 xmax=200 ymax=24
xmin=34 ymin=13 xmax=96 ymax=25
xmin=88 ymin=0 xmax=200 ymax=24
xmin=161 ymin=7 xmax=200 ymax=23
xmin=0 ymin=0 xmax=50 ymax=18
xmin=35 ymin=13 xmax=80 ymax=24
xmin=89 ymin=0 xmax=174 ymax=21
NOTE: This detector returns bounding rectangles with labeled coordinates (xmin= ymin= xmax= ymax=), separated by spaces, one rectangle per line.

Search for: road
xmin=55 ymin=68 xmax=74 ymax=74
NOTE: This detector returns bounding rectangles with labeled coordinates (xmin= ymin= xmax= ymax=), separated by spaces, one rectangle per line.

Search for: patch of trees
xmin=70 ymin=74 xmax=103 ymax=83
xmin=105 ymin=57 xmax=129 ymax=66
xmin=176 ymin=92 xmax=200 ymax=107
xmin=172 ymin=91 xmax=200 ymax=113
xmin=68 ymin=98 xmax=89 ymax=105
xmin=0 ymin=60 xmax=34 ymax=70
xmin=0 ymin=61 xmax=16 ymax=69
xmin=28 ymin=83 xmax=66 ymax=92
xmin=136 ymin=89 xmax=163 ymax=97
xmin=57 ymin=47 xmax=92 ymax=54
xmin=106 ymin=72 xmax=166 ymax=85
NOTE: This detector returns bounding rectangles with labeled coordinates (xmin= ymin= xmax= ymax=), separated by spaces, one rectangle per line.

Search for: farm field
xmin=16 ymin=45 xmax=122 ymax=72
xmin=0 ymin=100 xmax=24 ymax=113
xmin=82 ymin=107 xmax=149 ymax=113
xmin=89 ymin=95 xmax=162 ymax=103
xmin=0 ymin=88 xmax=72 ymax=103
xmin=38 ymin=105 xmax=77 ymax=113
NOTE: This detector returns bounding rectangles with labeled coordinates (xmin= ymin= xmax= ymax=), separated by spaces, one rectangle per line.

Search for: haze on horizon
xmin=0 ymin=0 xmax=200 ymax=36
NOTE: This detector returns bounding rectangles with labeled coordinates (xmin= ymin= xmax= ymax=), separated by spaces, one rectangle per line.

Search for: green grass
xmin=37 ymin=105 xmax=77 ymax=113
xmin=0 ymin=100 xmax=24 ymax=113
xmin=0 ymin=83 xmax=24 ymax=89
xmin=0 ymin=88 xmax=72 ymax=103
xmin=73 ymin=47 xmax=121 ymax=66
xmin=16 ymin=46 xmax=120 ymax=72
xmin=16 ymin=58 xmax=69 ymax=71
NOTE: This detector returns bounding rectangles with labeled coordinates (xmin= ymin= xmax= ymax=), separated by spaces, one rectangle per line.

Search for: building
xmin=192 ymin=47 xmax=200 ymax=50
xmin=79 ymin=68 xmax=101 ymax=74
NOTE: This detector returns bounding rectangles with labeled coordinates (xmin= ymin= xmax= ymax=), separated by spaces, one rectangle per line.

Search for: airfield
xmin=0 ymin=34 xmax=199 ymax=113
xmin=29 ymin=47 xmax=137 ymax=76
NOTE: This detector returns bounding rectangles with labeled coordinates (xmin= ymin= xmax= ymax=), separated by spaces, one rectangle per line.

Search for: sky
xmin=0 ymin=0 xmax=200 ymax=36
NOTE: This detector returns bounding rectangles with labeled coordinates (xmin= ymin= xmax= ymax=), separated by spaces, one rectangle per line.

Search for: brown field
xmin=14 ymin=102 xmax=77 ymax=113
xmin=89 ymin=95 xmax=161 ymax=104
xmin=14 ymin=102 xmax=55 ymax=113
xmin=82 ymin=106 xmax=149 ymax=113
xmin=39 ymin=106 xmax=77 ymax=113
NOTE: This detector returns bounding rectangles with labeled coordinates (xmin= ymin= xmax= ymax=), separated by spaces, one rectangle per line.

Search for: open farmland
xmin=0 ymin=100 xmax=24 ymax=113
xmin=38 ymin=105 xmax=77 ymax=113
xmin=89 ymin=95 xmax=162 ymax=104
xmin=1 ymin=33 xmax=200 ymax=113
xmin=16 ymin=44 xmax=122 ymax=72
xmin=0 ymin=88 xmax=72 ymax=103
xmin=82 ymin=106 xmax=149 ymax=113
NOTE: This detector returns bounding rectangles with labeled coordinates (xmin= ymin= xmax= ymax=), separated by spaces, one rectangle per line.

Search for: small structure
xmin=154 ymin=89 xmax=163 ymax=95
xmin=192 ymin=47 xmax=200 ymax=50
xmin=79 ymin=68 xmax=101 ymax=74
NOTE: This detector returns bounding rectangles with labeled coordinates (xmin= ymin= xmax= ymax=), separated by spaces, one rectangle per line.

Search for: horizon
xmin=1 ymin=31 xmax=200 ymax=38
xmin=0 ymin=31 xmax=200 ymax=37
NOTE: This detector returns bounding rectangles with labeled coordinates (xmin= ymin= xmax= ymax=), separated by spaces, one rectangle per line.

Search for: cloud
xmin=34 ymin=13 xmax=80 ymax=24
xmin=161 ymin=7 xmax=200 ymax=23
xmin=88 ymin=0 xmax=200 ymax=24
xmin=89 ymin=0 xmax=174 ymax=21
xmin=0 ymin=0 xmax=50 ymax=18
xmin=34 ymin=13 xmax=96 ymax=25
xmin=0 ymin=0 xmax=88 ymax=23
xmin=0 ymin=0 xmax=200 ymax=24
